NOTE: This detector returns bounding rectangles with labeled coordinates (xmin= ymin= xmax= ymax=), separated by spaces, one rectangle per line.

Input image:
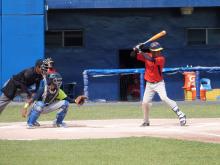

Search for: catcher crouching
xmin=21 ymin=72 xmax=87 ymax=129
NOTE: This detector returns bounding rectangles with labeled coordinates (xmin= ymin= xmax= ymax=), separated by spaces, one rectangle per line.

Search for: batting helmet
xmin=149 ymin=42 xmax=163 ymax=51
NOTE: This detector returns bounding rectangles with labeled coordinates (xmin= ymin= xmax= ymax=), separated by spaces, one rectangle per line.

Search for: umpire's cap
xmin=35 ymin=59 xmax=43 ymax=67
xmin=149 ymin=42 xmax=163 ymax=51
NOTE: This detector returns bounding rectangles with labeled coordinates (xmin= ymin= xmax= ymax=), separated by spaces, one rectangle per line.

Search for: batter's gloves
xmin=75 ymin=95 xmax=87 ymax=105
xmin=134 ymin=43 xmax=144 ymax=50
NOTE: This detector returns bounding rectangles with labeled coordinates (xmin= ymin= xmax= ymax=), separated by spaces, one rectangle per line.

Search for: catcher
xmin=21 ymin=72 xmax=87 ymax=129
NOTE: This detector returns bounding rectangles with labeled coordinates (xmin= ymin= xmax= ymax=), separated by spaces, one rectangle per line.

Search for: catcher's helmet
xmin=47 ymin=72 xmax=62 ymax=88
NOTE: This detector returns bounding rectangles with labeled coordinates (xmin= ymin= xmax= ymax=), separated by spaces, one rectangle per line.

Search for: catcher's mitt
xmin=75 ymin=95 xmax=87 ymax=105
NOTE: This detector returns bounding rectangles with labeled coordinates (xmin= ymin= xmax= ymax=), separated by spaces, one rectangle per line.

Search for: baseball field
xmin=0 ymin=101 xmax=220 ymax=165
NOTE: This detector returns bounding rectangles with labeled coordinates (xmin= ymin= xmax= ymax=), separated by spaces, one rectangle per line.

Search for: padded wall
xmin=0 ymin=0 xmax=44 ymax=89
xmin=0 ymin=0 xmax=2 ymax=88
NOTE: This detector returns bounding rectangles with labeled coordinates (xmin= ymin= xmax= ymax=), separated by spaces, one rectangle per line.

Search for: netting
xmin=83 ymin=66 xmax=220 ymax=102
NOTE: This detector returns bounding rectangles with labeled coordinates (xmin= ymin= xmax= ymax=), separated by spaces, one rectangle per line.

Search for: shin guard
xmin=27 ymin=109 xmax=41 ymax=126
xmin=55 ymin=101 xmax=69 ymax=124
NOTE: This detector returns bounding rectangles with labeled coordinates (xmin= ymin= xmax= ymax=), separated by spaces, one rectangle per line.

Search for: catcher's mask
xmin=41 ymin=58 xmax=54 ymax=74
xmin=45 ymin=58 xmax=54 ymax=68
xmin=47 ymin=72 xmax=62 ymax=88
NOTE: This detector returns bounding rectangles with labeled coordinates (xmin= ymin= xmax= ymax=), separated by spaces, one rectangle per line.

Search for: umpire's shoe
xmin=140 ymin=122 xmax=150 ymax=127
xmin=179 ymin=115 xmax=186 ymax=126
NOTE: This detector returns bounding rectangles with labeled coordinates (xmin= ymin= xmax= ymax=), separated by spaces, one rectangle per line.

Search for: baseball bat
xmin=143 ymin=30 xmax=166 ymax=44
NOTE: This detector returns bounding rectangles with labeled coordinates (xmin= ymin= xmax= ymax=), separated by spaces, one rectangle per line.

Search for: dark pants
xmin=0 ymin=93 xmax=11 ymax=114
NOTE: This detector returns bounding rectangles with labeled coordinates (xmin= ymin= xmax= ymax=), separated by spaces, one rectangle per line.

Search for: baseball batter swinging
xmin=131 ymin=42 xmax=186 ymax=126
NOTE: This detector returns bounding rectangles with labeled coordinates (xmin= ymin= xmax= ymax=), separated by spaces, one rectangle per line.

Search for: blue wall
xmin=0 ymin=0 xmax=2 ymax=89
xmin=0 ymin=0 xmax=45 ymax=89
xmin=46 ymin=8 xmax=220 ymax=101
xmin=2 ymin=0 xmax=44 ymax=14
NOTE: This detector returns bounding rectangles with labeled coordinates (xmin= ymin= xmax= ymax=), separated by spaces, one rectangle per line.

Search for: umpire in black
xmin=0 ymin=59 xmax=44 ymax=114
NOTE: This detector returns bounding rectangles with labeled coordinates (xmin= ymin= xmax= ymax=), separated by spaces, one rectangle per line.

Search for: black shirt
xmin=1 ymin=67 xmax=43 ymax=99
xmin=12 ymin=67 xmax=42 ymax=91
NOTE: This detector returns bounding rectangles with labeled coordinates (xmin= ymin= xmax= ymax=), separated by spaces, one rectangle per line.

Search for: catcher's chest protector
xmin=42 ymin=87 xmax=59 ymax=104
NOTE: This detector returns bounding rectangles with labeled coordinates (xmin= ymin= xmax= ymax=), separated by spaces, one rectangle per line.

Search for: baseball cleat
xmin=53 ymin=121 xmax=67 ymax=128
xmin=33 ymin=121 xmax=40 ymax=127
xmin=27 ymin=124 xmax=35 ymax=129
xmin=179 ymin=115 xmax=186 ymax=126
xmin=140 ymin=122 xmax=150 ymax=127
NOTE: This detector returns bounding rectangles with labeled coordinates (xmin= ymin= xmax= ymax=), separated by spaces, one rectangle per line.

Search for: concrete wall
xmin=46 ymin=8 xmax=220 ymax=101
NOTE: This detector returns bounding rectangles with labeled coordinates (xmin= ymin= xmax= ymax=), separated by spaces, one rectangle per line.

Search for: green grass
xmin=1 ymin=102 xmax=220 ymax=165
xmin=0 ymin=102 xmax=220 ymax=122
xmin=0 ymin=137 xmax=220 ymax=165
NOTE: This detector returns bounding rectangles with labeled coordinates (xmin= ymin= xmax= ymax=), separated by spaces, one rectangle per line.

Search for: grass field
xmin=1 ymin=137 xmax=220 ymax=165
xmin=0 ymin=101 xmax=220 ymax=165
xmin=0 ymin=101 xmax=220 ymax=122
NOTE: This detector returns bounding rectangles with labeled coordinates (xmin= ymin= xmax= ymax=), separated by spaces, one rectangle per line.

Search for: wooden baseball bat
xmin=143 ymin=30 xmax=166 ymax=44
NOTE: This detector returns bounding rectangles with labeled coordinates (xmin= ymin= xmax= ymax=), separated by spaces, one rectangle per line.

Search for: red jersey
xmin=137 ymin=53 xmax=165 ymax=82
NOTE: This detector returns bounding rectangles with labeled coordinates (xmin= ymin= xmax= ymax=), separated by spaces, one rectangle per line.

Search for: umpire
xmin=0 ymin=59 xmax=44 ymax=114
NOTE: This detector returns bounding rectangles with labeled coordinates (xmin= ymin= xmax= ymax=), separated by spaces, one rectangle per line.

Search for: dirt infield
xmin=0 ymin=118 xmax=220 ymax=143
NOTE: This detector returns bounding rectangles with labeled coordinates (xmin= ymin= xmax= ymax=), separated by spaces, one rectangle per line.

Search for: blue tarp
xmin=47 ymin=0 xmax=220 ymax=9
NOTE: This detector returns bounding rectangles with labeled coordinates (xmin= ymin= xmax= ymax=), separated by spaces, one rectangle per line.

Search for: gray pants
xmin=0 ymin=93 xmax=11 ymax=114
xmin=143 ymin=80 xmax=177 ymax=109
xmin=35 ymin=100 xmax=68 ymax=114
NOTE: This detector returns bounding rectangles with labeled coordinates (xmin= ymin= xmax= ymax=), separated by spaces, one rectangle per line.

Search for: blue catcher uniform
xmin=27 ymin=73 xmax=72 ymax=128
